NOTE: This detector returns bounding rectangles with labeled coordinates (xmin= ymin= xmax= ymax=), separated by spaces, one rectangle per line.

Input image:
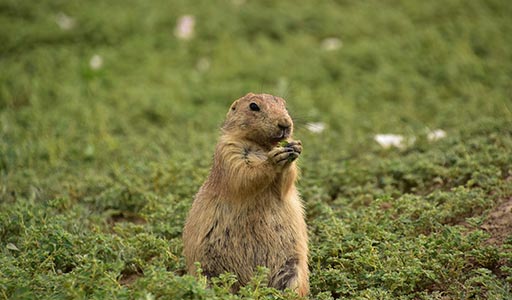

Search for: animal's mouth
xmin=270 ymin=130 xmax=290 ymax=146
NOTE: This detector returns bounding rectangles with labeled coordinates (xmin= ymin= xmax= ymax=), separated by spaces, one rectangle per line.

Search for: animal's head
xmin=222 ymin=93 xmax=293 ymax=148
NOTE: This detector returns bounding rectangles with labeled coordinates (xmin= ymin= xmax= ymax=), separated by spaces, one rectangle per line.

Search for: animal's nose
xmin=278 ymin=123 xmax=290 ymax=131
xmin=278 ymin=117 xmax=292 ymax=130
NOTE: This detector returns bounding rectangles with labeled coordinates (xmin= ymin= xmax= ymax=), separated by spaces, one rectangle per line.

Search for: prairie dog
xmin=182 ymin=93 xmax=309 ymax=296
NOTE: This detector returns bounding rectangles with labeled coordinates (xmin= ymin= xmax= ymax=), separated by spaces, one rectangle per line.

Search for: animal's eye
xmin=249 ymin=103 xmax=260 ymax=111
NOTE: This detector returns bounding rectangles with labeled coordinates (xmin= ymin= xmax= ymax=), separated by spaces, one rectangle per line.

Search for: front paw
xmin=282 ymin=140 xmax=302 ymax=155
xmin=269 ymin=140 xmax=302 ymax=168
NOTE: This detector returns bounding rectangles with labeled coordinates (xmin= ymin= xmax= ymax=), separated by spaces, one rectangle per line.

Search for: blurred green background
xmin=1 ymin=0 xmax=511 ymax=299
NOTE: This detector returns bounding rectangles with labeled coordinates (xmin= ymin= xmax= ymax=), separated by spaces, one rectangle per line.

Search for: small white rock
xmin=55 ymin=12 xmax=75 ymax=30
xmin=321 ymin=37 xmax=342 ymax=51
xmin=306 ymin=122 xmax=326 ymax=134
xmin=175 ymin=15 xmax=195 ymax=40
xmin=89 ymin=54 xmax=103 ymax=70
xmin=427 ymin=129 xmax=447 ymax=141
xmin=374 ymin=134 xmax=407 ymax=149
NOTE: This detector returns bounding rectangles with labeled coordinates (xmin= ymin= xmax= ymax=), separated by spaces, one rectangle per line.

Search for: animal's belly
xmin=201 ymin=207 xmax=299 ymax=282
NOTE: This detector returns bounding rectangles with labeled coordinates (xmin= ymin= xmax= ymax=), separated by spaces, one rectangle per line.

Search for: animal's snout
xmin=277 ymin=120 xmax=292 ymax=138
xmin=278 ymin=123 xmax=290 ymax=131
xmin=277 ymin=116 xmax=292 ymax=130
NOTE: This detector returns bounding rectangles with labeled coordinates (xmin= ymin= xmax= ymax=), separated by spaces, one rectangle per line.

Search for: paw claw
xmin=270 ymin=144 xmax=301 ymax=168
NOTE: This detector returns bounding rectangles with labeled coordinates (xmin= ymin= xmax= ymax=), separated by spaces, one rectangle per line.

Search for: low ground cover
xmin=1 ymin=0 xmax=511 ymax=299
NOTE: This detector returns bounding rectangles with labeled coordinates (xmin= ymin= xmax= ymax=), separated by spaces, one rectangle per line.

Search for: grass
xmin=1 ymin=0 xmax=511 ymax=299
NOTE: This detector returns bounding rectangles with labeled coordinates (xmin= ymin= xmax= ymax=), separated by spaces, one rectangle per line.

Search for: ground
xmin=482 ymin=196 xmax=512 ymax=247
xmin=1 ymin=0 xmax=511 ymax=299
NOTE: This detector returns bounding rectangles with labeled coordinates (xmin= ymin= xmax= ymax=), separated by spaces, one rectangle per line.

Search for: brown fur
xmin=182 ymin=93 xmax=309 ymax=296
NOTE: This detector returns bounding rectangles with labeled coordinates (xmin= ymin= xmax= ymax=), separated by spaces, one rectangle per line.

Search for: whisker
xmin=292 ymin=117 xmax=311 ymax=127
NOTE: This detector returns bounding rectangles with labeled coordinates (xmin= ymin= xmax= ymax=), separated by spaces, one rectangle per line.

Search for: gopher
xmin=182 ymin=93 xmax=309 ymax=296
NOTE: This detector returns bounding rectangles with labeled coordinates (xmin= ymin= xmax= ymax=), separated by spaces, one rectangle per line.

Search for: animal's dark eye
xmin=249 ymin=103 xmax=260 ymax=111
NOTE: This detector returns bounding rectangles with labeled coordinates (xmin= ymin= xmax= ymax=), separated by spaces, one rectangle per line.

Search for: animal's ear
xmin=230 ymin=99 xmax=239 ymax=111
xmin=223 ymin=98 xmax=242 ymax=131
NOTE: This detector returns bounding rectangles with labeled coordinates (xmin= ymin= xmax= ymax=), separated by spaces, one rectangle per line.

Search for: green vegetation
xmin=1 ymin=0 xmax=511 ymax=299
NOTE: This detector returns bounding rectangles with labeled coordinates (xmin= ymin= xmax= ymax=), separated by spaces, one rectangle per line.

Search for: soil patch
xmin=481 ymin=197 xmax=512 ymax=246
xmin=119 ymin=272 xmax=142 ymax=286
